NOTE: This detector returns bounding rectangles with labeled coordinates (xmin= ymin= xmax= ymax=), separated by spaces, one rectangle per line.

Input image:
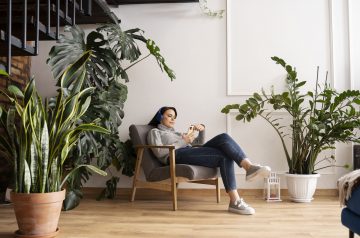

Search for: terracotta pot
xmin=10 ymin=190 xmax=65 ymax=237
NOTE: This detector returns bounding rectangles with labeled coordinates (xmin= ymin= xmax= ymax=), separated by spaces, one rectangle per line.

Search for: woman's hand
xmin=193 ymin=124 xmax=205 ymax=132
xmin=182 ymin=133 xmax=195 ymax=144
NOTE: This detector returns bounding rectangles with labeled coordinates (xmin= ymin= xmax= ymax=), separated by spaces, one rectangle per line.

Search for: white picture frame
xmin=348 ymin=0 xmax=360 ymax=90
xmin=226 ymin=0 xmax=334 ymax=96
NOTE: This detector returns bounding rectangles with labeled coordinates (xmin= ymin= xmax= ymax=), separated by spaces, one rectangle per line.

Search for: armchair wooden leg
xmin=349 ymin=230 xmax=354 ymax=238
xmin=169 ymin=149 xmax=177 ymax=211
xmin=130 ymin=186 xmax=137 ymax=202
xmin=216 ymin=177 xmax=220 ymax=203
xmin=130 ymin=148 xmax=144 ymax=202
xmin=171 ymin=183 xmax=178 ymax=211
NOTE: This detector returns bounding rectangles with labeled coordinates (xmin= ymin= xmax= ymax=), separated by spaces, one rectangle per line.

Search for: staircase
xmin=0 ymin=0 xmax=118 ymax=74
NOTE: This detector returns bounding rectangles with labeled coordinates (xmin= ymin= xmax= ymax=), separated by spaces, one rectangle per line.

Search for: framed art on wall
xmin=226 ymin=0 xmax=334 ymax=96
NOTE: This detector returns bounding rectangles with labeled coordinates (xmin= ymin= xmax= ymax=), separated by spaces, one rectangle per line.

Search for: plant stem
xmin=124 ymin=53 xmax=151 ymax=71
xmin=313 ymin=164 xmax=345 ymax=172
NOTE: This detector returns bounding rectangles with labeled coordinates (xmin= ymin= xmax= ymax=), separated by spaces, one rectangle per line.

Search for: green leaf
xmin=63 ymin=189 xmax=83 ymax=211
xmin=221 ymin=107 xmax=229 ymax=114
xmin=248 ymin=98 xmax=258 ymax=107
xmin=77 ymin=96 xmax=92 ymax=118
xmin=74 ymin=124 xmax=110 ymax=134
xmin=86 ymin=164 xmax=107 ymax=176
xmin=235 ymin=114 xmax=244 ymax=121
xmin=97 ymin=176 xmax=119 ymax=200
xmin=24 ymin=78 xmax=35 ymax=103
xmin=0 ymin=69 xmax=9 ymax=77
xmin=146 ymin=39 xmax=176 ymax=81
xmin=285 ymin=65 xmax=293 ymax=74
xmin=271 ymin=56 xmax=286 ymax=67
xmin=296 ymin=81 xmax=306 ymax=88
xmin=39 ymin=122 xmax=49 ymax=192
xmin=58 ymin=51 xmax=91 ymax=89
xmin=60 ymin=164 xmax=107 ymax=188
xmin=24 ymin=160 xmax=31 ymax=193
xmin=239 ymin=104 xmax=249 ymax=113
xmin=289 ymin=71 xmax=297 ymax=80
xmin=253 ymin=93 xmax=262 ymax=101
xmin=8 ymin=85 xmax=24 ymax=98
xmin=61 ymin=135 xmax=70 ymax=164
xmin=30 ymin=141 xmax=38 ymax=189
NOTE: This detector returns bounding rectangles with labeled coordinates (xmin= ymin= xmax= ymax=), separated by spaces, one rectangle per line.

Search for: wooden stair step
xmin=0 ymin=30 xmax=36 ymax=56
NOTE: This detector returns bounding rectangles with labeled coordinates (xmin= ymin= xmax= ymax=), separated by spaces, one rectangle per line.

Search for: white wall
xmin=31 ymin=0 xmax=358 ymax=190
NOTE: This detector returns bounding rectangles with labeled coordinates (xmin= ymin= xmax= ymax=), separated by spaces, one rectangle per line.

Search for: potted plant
xmin=0 ymin=52 xmax=109 ymax=237
xmin=222 ymin=56 xmax=360 ymax=202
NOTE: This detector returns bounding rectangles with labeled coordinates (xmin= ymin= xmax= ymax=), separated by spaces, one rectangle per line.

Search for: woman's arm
xmin=191 ymin=124 xmax=205 ymax=145
xmin=147 ymin=129 xmax=172 ymax=159
xmin=147 ymin=129 xmax=188 ymax=161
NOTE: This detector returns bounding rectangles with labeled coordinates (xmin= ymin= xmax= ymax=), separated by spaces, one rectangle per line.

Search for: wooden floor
xmin=0 ymin=189 xmax=353 ymax=238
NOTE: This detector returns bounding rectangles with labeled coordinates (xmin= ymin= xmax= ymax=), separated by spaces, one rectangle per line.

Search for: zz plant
xmin=0 ymin=52 xmax=108 ymax=193
xmin=222 ymin=56 xmax=360 ymax=174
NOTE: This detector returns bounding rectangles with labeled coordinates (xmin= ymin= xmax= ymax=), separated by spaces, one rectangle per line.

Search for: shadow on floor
xmin=0 ymin=232 xmax=15 ymax=238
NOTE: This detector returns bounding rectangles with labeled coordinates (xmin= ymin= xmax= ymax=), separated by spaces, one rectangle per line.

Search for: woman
xmin=147 ymin=106 xmax=271 ymax=215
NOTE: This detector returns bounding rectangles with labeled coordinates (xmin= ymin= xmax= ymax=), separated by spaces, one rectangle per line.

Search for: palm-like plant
xmin=222 ymin=56 xmax=360 ymax=174
xmin=0 ymin=52 xmax=109 ymax=193
xmin=47 ymin=23 xmax=175 ymax=208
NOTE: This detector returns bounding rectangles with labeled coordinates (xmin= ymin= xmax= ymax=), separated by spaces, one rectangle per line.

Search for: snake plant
xmin=0 ymin=52 xmax=109 ymax=193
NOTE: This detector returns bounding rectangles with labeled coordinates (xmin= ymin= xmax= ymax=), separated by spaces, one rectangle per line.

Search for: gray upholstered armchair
xmin=129 ymin=124 xmax=220 ymax=211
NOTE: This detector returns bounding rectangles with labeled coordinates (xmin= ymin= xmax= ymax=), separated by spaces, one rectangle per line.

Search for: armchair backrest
xmin=129 ymin=124 xmax=163 ymax=180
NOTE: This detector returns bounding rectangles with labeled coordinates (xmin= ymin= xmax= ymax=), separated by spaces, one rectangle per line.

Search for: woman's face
xmin=161 ymin=109 xmax=176 ymax=128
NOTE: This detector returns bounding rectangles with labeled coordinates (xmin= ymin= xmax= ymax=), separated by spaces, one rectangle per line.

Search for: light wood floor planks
xmin=0 ymin=189 xmax=353 ymax=238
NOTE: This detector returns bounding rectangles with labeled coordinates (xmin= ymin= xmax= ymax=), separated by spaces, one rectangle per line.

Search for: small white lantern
xmin=263 ymin=172 xmax=281 ymax=202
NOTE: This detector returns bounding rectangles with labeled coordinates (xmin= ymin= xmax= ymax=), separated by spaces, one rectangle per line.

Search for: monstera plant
xmin=47 ymin=21 xmax=175 ymax=209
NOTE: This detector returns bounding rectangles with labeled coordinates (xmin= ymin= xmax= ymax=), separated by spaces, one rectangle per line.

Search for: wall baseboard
xmin=82 ymin=187 xmax=338 ymax=200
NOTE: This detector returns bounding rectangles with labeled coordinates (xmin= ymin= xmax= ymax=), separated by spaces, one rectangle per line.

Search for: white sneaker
xmin=228 ymin=198 xmax=255 ymax=215
xmin=246 ymin=165 xmax=271 ymax=181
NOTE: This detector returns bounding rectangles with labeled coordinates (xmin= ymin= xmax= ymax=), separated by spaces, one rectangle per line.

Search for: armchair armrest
xmin=134 ymin=144 xmax=176 ymax=181
xmin=134 ymin=144 xmax=175 ymax=149
xmin=134 ymin=144 xmax=176 ymax=167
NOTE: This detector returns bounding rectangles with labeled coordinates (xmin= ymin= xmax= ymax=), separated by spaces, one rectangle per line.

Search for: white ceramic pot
xmin=285 ymin=173 xmax=320 ymax=202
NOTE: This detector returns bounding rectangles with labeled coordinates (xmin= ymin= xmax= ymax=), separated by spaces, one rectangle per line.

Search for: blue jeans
xmin=175 ymin=133 xmax=247 ymax=191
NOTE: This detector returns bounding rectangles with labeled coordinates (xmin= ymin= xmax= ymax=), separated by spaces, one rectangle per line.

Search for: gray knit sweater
xmin=147 ymin=124 xmax=205 ymax=164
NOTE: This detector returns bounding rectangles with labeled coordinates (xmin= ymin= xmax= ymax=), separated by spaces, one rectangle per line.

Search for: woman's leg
xmin=202 ymin=133 xmax=247 ymax=166
xmin=203 ymin=133 xmax=271 ymax=181
xmin=175 ymin=146 xmax=256 ymax=215
xmin=175 ymin=147 xmax=237 ymax=191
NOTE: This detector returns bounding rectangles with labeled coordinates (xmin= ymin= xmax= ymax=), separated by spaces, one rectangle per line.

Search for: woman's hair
xmin=148 ymin=106 xmax=177 ymax=126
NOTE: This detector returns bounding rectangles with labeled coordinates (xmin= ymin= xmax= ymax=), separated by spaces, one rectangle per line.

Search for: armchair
xmin=339 ymin=169 xmax=360 ymax=238
xmin=129 ymin=124 xmax=220 ymax=211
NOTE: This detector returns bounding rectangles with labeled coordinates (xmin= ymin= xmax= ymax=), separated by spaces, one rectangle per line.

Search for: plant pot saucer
xmin=290 ymin=197 xmax=314 ymax=203
xmin=15 ymin=228 xmax=59 ymax=238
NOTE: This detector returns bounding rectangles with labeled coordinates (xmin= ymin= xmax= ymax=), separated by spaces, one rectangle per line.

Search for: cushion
xmin=341 ymin=208 xmax=360 ymax=235
xmin=148 ymin=164 xmax=218 ymax=182
xmin=347 ymin=185 xmax=360 ymax=216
